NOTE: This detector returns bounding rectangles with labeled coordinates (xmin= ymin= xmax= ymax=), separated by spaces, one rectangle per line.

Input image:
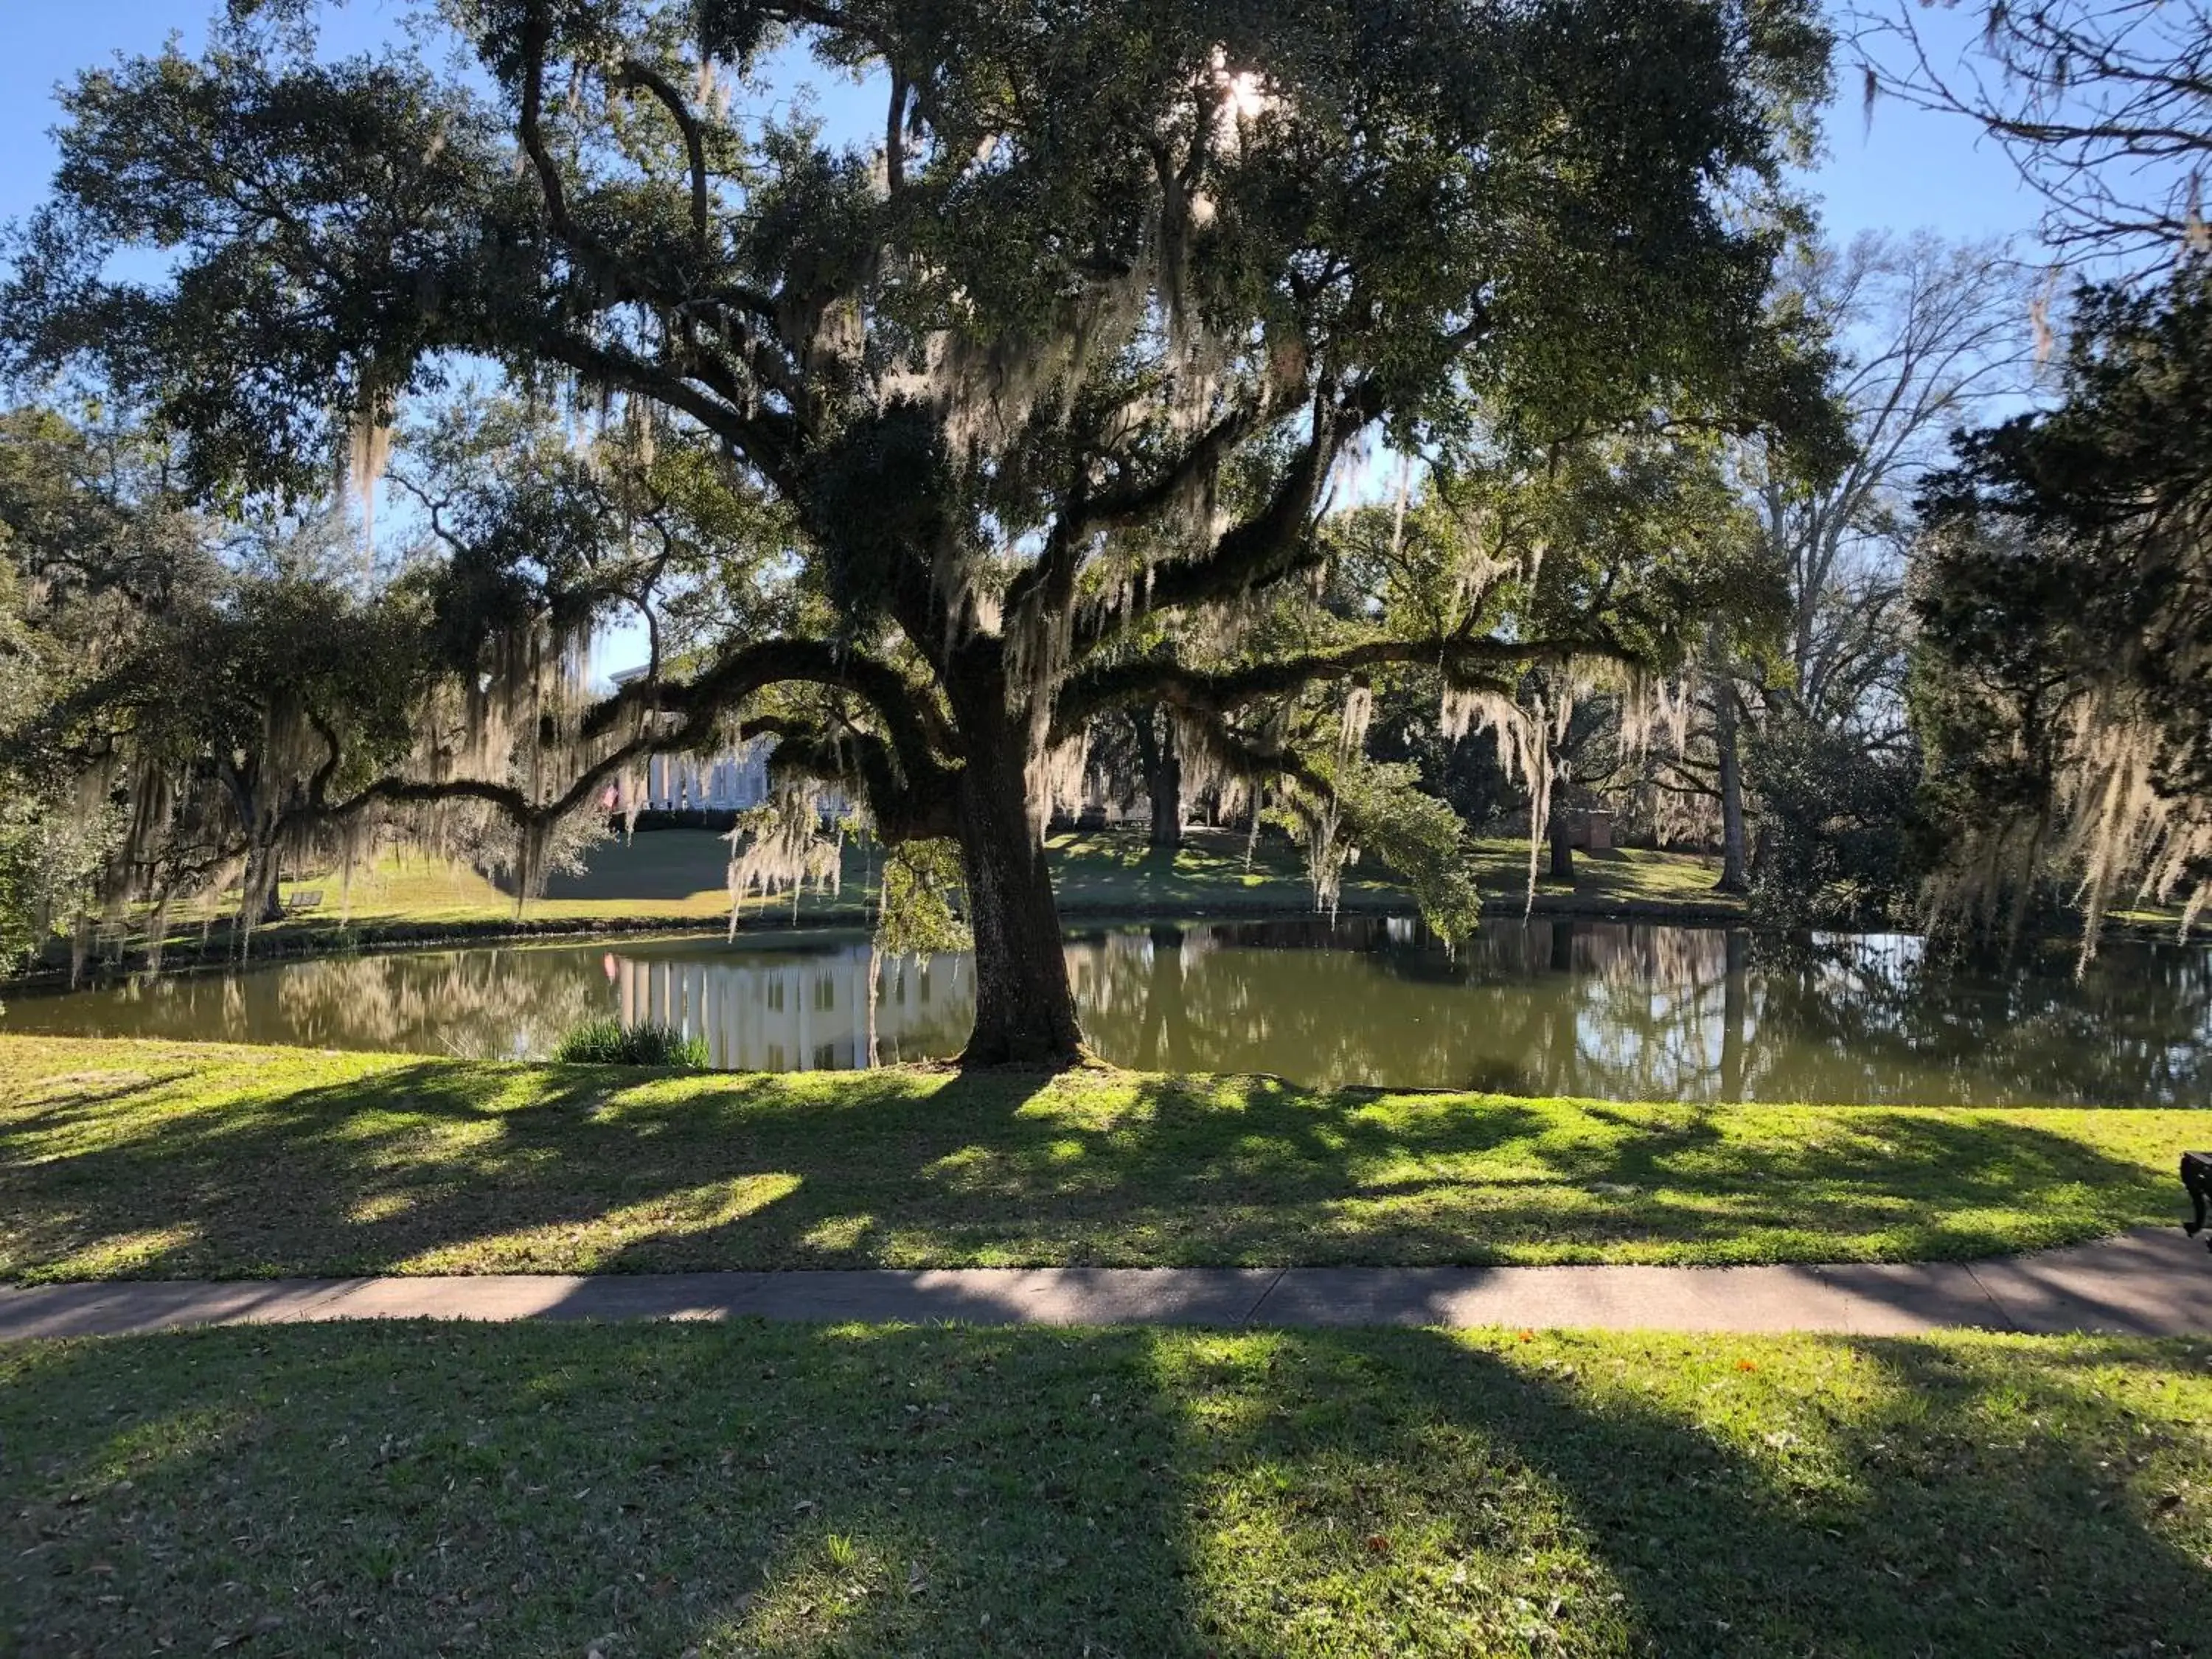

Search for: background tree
xmin=1210 ymin=430 xmax=1780 ymax=897
xmin=1073 ymin=706 xmax=1187 ymax=849
xmin=2 ymin=0 xmax=1832 ymax=1062
xmin=1436 ymin=433 xmax=1773 ymax=892
xmin=1914 ymin=264 xmax=2212 ymax=944
xmin=1826 ymin=0 xmax=2212 ymax=939
xmin=0 ymin=395 xmax=694 ymax=959
xmin=0 ymin=407 xmax=434 ymax=949
xmin=0 ymin=563 xmax=116 ymax=976
xmin=1128 ymin=710 xmax=1184 ymax=852
xmin=0 ymin=403 xmax=223 ymax=964
xmin=1660 ymin=233 xmax=2032 ymax=916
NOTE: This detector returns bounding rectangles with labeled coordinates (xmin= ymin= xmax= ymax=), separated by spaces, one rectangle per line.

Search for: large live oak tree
xmin=4 ymin=0 xmax=1830 ymax=1062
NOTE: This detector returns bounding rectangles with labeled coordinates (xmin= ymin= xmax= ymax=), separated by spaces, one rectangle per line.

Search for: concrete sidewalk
xmin=4 ymin=1228 xmax=2209 ymax=1342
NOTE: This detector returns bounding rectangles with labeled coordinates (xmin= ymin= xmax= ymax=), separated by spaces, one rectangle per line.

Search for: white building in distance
xmin=631 ymin=744 xmax=774 ymax=813
xmin=608 ymin=666 xmax=775 ymax=813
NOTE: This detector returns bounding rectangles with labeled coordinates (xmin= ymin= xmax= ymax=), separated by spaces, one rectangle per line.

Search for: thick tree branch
xmin=754 ymin=718 xmax=959 ymax=844
xmin=1001 ymin=470 xmax=1091 ymax=627
xmin=304 ymin=710 xmax=345 ymax=810
xmin=532 ymin=330 xmax=804 ymax=501
xmin=515 ymin=10 xmax=810 ymax=467
xmin=1172 ymin=703 xmax=1336 ymax=803
xmin=1083 ymin=403 xmax=1258 ymax=535
xmin=1076 ymin=386 xmax=1381 ymax=655
xmin=299 ymin=636 xmax=957 ymax=858
xmin=885 ymin=69 xmax=908 ymax=199
xmin=518 ymin=2 xmax=579 ymax=246
xmin=582 ymin=635 xmax=953 ymax=786
xmin=1052 ymin=633 xmax=1601 ymax=743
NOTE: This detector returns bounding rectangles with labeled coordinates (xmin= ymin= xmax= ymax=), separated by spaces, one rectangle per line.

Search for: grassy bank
xmin=1051 ymin=827 xmax=1739 ymax=919
xmin=53 ymin=827 xmax=1739 ymax=975
xmin=409 ymin=824 xmax=1736 ymax=924
xmin=0 ymin=1037 xmax=2188 ymax=1282
xmin=7 ymin=1321 xmax=2212 ymax=1655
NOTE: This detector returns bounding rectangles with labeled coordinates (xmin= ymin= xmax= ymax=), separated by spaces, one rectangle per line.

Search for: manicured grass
xmin=288 ymin=835 xmax=818 ymax=927
xmin=1051 ymin=827 xmax=1740 ymax=917
xmin=0 ymin=1036 xmax=2188 ymax=1282
xmin=1048 ymin=824 xmax=1418 ymax=911
xmin=117 ymin=835 xmax=857 ymax=963
xmin=8 ymin=1321 xmax=2212 ymax=1655
xmin=128 ymin=825 xmax=1737 ymax=956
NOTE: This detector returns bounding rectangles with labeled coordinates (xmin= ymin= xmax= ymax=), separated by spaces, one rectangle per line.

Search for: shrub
xmin=552 ymin=1018 xmax=711 ymax=1068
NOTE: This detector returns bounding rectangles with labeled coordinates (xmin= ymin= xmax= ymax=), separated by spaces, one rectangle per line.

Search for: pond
xmin=8 ymin=916 xmax=2211 ymax=1106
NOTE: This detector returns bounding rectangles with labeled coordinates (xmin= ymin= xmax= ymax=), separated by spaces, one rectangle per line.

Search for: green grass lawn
xmin=1050 ymin=827 xmax=1740 ymax=918
xmin=8 ymin=1321 xmax=2212 ymax=1655
xmin=1 ymin=1036 xmax=2189 ymax=1282
xmin=279 ymin=834 xmax=815 ymax=929
xmin=110 ymin=825 xmax=1738 ymax=964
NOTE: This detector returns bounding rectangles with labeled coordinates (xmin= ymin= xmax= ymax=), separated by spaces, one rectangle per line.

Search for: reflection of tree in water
xmin=1067 ymin=925 xmax=1217 ymax=1075
xmin=1733 ymin=933 xmax=2212 ymax=1106
xmin=1068 ymin=918 xmax=2212 ymax=1104
xmin=273 ymin=953 xmax=605 ymax=1059
xmin=7 ymin=921 xmax=2210 ymax=1103
xmin=1068 ymin=918 xmax=1740 ymax=1096
xmin=1074 ymin=918 xmax=1528 ymax=1089
xmin=4 ymin=942 xmax=979 ymax=1068
xmin=4 ymin=948 xmax=609 ymax=1058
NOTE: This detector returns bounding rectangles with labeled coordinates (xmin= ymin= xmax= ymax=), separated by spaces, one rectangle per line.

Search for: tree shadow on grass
xmin=0 ymin=1321 xmax=1211 ymax=1657
xmin=0 ymin=1064 xmax=216 ymax=1130
xmin=7 ymin=1323 xmax=2212 ymax=1656
xmin=1160 ymin=1326 xmax=2212 ymax=1654
xmin=1545 ymin=1101 xmax=2188 ymax=1251
xmin=0 ymin=1055 xmax=2188 ymax=1281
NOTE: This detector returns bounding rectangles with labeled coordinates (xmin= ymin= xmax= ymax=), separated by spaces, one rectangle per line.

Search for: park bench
xmin=2182 ymin=1153 xmax=2212 ymax=1251
xmin=282 ymin=889 xmax=324 ymax=913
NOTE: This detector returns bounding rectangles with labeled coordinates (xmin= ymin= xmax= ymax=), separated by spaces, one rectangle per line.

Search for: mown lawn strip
xmin=6 ymin=1323 xmax=2210 ymax=1657
xmin=0 ymin=1035 xmax=2188 ymax=1281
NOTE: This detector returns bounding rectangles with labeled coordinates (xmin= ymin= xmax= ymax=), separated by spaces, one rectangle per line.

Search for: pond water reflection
xmin=8 ymin=917 xmax=2211 ymax=1105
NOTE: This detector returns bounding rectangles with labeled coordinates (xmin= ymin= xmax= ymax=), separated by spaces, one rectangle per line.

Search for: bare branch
xmin=1852 ymin=0 xmax=2212 ymax=269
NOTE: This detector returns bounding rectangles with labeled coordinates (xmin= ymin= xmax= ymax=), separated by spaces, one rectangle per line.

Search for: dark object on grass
xmin=553 ymin=1019 xmax=710 ymax=1069
xmin=2182 ymin=1152 xmax=2212 ymax=1251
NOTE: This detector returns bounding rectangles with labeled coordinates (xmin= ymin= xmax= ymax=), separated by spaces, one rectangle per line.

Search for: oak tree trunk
xmin=1547 ymin=811 xmax=1575 ymax=882
xmin=1148 ymin=723 xmax=1183 ymax=851
xmin=220 ymin=762 xmax=286 ymax=934
xmin=237 ymin=835 xmax=285 ymax=935
xmin=949 ymin=668 xmax=1085 ymax=1067
xmin=1714 ymin=684 xmax=1750 ymax=894
xmin=1129 ymin=708 xmax=1182 ymax=851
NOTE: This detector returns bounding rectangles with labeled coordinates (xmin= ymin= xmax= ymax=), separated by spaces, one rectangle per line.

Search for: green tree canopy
xmin=0 ymin=404 xmax=437 ymax=950
xmin=1915 ymin=266 xmax=2212 ymax=942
